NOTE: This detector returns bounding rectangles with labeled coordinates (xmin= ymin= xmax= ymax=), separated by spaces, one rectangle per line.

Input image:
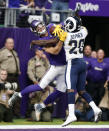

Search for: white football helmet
xmin=64 ymin=16 xmax=82 ymax=32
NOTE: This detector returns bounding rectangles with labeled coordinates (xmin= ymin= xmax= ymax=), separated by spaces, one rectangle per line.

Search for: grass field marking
xmin=0 ymin=125 xmax=109 ymax=129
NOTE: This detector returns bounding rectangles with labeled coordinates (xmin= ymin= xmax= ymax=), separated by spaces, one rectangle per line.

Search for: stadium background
xmin=0 ymin=0 xmax=109 ymax=130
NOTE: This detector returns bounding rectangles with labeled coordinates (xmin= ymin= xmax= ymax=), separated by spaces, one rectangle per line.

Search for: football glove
xmin=53 ymin=25 xmax=62 ymax=36
xmin=53 ymin=25 xmax=67 ymax=42
xmin=59 ymin=31 xmax=67 ymax=42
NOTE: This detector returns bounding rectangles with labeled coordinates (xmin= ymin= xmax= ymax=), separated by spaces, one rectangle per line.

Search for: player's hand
xmin=59 ymin=31 xmax=67 ymax=42
xmin=43 ymin=47 xmax=48 ymax=52
xmin=53 ymin=25 xmax=62 ymax=36
xmin=53 ymin=26 xmax=67 ymax=42
xmin=55 ymin=29 xmax=67 ymax=42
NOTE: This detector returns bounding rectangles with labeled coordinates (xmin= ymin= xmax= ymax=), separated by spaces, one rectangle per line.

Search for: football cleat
xmin=34 ymin=103 xmax=45 ymax=112
xmin=8 ymin=92 xmax=19 ymax=107
xmin=94 ymin=108 xmax=102 ymax=122
xmin=62 ymin=115 xmax=77 ymax=127
xmin=34 ymin=104 xmax=43 ymax=112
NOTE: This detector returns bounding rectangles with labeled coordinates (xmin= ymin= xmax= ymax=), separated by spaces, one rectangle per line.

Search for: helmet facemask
xmin=30 ymin=20 xmax=46 ymax=36
xmin=36 ymin=23 xmax=46 ymax=36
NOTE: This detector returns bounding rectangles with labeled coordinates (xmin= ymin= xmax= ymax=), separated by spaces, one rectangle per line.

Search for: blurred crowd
xmin=78 ymin=45 xmax=109 ymax=121
xmin=0 ymin=37 xmax=109 ymax=122
xmin=0 ymin=0 xmax=70 ymax=27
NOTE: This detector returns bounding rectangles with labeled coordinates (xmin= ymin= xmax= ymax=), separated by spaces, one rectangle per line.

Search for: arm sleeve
xmin=43 ymin=41 xmax=63 ymax=55
xmin=31 ymin=38 xmax=59 ymax=47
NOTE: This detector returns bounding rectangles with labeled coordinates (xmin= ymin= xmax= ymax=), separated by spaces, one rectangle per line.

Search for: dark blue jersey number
xmin=69 ymin=39 xmax=84 ymax=54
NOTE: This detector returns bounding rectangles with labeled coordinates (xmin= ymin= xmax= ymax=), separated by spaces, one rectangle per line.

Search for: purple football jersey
xmin=87 ymin=58 xmax=109 ymax=83
xmin=39 ymin=24 xmax=66 ymax=66
xmin=83 ymin=56 xmax=92 ymax=68
xmin=104 ymin=57 xmax=109 ymax=64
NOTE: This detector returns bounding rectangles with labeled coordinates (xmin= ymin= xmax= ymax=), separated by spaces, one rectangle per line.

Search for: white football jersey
xmin=64 ymin=26 xmax=88 ymax=61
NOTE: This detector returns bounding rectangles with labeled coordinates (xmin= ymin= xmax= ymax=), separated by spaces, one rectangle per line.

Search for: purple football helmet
xmin=30 ymin=20 xmax=46 ymax=36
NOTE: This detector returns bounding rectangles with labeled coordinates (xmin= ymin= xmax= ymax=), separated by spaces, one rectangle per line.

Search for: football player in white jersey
xmin=43 ymin=16 xmax=102 ymax=127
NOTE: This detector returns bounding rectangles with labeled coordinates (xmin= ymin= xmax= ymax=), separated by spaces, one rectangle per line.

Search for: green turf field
xmin=0 ymin=119 xmax=109 ymax=125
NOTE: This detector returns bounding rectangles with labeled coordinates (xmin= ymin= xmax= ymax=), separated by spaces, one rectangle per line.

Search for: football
xmin=49 ymin=26 xmax=56 ymax=35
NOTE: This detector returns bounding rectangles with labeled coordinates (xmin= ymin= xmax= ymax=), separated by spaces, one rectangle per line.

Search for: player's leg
xmin=20 ymin=66 xmax=57 ymax=96
xmin=65 ymin=63 xmax=77 ymax=118
xmin=34 ymin=66 xmax=67 ymax=111
xmin=43 ymin=90 xmax=64 ymax=106
xmin=77 ymin=64 xmax=102 ymax=122
xmin=8 ymin=66 xmax=58 ymax=106
xmin=44 ymin=66 xmax=66 ymax=106
xmin=76 ymin=63 xmax=92 ymax=104
xmin=62 ymin=60 xmax=78 ymax=127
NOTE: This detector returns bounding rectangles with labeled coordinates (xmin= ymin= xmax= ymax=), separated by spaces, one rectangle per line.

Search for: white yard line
xmin=0 ymin=125 xmax=109 ymax=129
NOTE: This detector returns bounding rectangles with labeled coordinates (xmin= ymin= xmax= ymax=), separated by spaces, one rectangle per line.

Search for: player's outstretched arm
xmin=43 ymin=28 xmax=67 ymax=55
xmin=30 ymin=38 xmax=59 ymax=47
xmin=43 ymin=41 xmax=63 ymax=55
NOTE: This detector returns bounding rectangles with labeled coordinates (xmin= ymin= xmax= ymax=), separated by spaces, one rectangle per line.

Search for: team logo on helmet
xmin=64 ymin=16 xmax=82 ymax=33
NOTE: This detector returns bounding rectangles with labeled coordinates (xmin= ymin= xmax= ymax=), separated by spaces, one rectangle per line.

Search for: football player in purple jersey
xmin=8 ymin=20 xmax=67 ymax=114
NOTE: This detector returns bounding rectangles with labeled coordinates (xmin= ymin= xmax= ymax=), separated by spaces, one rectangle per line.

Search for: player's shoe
xmin=62 ymin=115 xmax=77 ymax=127
xmin=8 ymin=92 xmax=19 ymax=107
xmin=34 ymin=103 xmax=45 ymax=112
xmin=34 ymin=104 xmax=43 ymax=112
xmin=34 ymin=104 xmax=41 ymax=121
xmin=34 ymin=103 xmax=46 ymax=121
xmin=94 ymin=108 xmax=102 ymax=122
